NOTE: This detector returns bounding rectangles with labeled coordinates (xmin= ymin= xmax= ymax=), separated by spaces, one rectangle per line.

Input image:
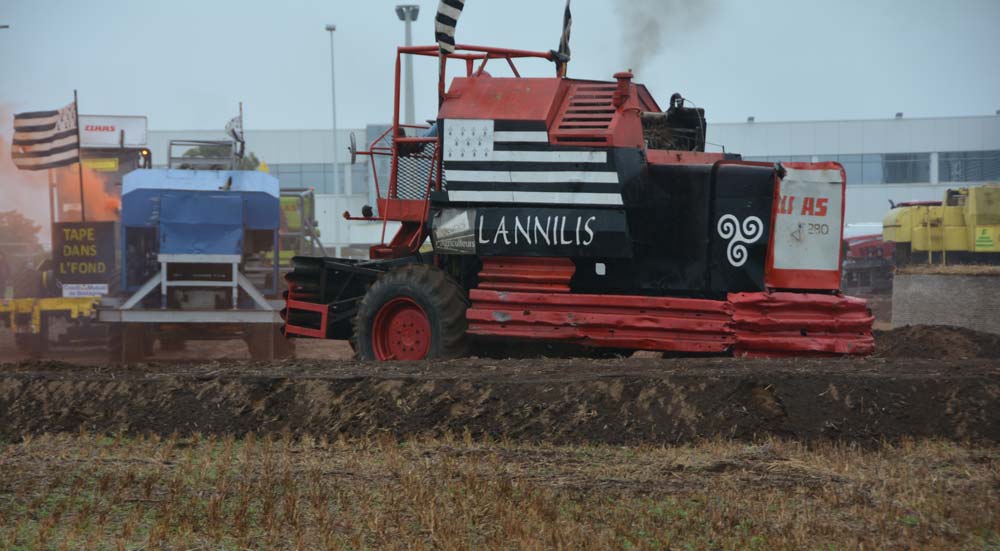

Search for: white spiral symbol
xmin=717 ymin=214 xmax=764 ymax=267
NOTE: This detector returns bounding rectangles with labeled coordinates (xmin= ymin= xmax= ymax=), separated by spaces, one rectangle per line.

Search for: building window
xmin=939 ymin=150 xmax=1000 ymax=182
xmin=814 ymin=154 xmax=883 ymax=185
xmin=859 ymin=154 xmax=882 ymax=184
xmin=837 ymin=154 xmax=862 ymax=185
xmin=883 ymin=153 xmax=930 ymax=184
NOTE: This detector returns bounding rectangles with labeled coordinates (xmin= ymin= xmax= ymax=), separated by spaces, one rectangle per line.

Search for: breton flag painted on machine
xmin=11 ymin=102 xmax=80 ymax=171
xmin=437 ymin=119 xmax=623 ymax=207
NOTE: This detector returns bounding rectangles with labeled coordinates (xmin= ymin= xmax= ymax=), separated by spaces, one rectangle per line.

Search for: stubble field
xmin=0 ymin=324 xmax=998 ymax=549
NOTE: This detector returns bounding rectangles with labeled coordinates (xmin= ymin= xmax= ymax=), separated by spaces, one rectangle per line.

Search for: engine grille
xmin=550 ymin=83 xmax=618 ymax=146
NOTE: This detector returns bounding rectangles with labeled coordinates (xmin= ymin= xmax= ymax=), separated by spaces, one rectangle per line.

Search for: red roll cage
xmin=347 ymin=45 xmax=560 ymax=259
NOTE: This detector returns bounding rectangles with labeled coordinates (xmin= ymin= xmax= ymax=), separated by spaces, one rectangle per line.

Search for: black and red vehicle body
xmin=282 ymin=44 xmax=874 ymax=359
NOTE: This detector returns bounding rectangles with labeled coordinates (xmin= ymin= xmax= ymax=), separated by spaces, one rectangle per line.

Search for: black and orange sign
xmin=52 ymin=221 xmax=115 ymax=284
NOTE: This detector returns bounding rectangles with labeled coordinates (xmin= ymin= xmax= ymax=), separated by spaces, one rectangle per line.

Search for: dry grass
xmin=0 ymin=433 xmax=997 ymax=550
xmin=898 ymin=264 xmax=1000 ymax=276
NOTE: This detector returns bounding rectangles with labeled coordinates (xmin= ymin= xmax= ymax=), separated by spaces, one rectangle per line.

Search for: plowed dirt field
xmin=2 ymin=326 xmax=998 ymax=444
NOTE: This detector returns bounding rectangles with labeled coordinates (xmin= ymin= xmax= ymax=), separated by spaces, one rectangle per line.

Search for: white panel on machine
xmin=443 ymin=119 xmax=494 ymax=161
xmin=772 ymin=167 xmax=844 ymax=272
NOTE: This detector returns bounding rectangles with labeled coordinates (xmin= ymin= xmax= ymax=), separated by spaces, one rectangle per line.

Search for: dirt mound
xmin=875 ymin=325 xmax=1000 ymax=359
xmin=1 ymin=357 xmax=998 ymax=444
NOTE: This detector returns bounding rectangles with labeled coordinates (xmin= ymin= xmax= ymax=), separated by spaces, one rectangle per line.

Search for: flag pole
xmin=74 ymin=90 xmax=86 ymax=222
xmin=438 ymin=53 xmax=446 ymax=108
xmin=47 ymin=169 xmax=56 ymax=252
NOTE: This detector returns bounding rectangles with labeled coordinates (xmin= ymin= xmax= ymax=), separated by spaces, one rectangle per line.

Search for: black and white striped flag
xmin=558 ymin=0 xmax=572 ymax=60
xmin=11 ymin=102 xmax=80 ymax=171
xmin=225 ymin=114 xmax=244 ymax=143
xmin=435 ymin=0 xmax=465 ymax=54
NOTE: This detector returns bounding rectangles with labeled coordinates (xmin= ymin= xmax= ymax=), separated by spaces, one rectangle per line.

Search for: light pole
xmin=395 ymin=5 xmax=419 ymax=126
xmin=324 ymin=24 xmax=339 ymax=194
xmin=0 ymin=25 xmax=10 ymax=29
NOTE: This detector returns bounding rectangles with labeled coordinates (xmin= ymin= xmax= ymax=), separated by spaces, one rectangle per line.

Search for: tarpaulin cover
xmin=121 ymin=169 xmax=280 ymax=231
xmin=159 ymin=192 xmax=244 ymax=255
xmin=123 ymin=169 xmax=279 ymax=197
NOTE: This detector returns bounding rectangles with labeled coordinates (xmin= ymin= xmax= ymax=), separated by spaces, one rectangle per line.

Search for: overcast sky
xmin=0 ymin=0 xmax=998 ymax=132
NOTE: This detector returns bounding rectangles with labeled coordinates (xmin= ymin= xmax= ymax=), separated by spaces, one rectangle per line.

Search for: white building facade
xmin=148 ymin=114 xmax=1000 ymax=250
xmin=708 ymin=115 xmax=1000 ymax=225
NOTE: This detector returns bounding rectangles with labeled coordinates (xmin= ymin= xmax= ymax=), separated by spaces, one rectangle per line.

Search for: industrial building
xmin=711 ymin=115 xmax=1000 ymax=226
xmin=148 ymin=114 xmax=1000 ymax=250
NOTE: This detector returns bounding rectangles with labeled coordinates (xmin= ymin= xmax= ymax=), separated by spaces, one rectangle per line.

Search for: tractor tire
xmin=351 ymin=264 xmax=468 ymax=361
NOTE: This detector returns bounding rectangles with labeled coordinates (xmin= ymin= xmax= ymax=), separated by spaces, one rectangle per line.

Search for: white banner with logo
xmin=79 ymin=115 xmax=148 ymax=147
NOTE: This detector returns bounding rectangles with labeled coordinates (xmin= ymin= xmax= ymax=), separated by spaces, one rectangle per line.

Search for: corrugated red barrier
xmin=477 ymin=257 xmax=576 ymax=293
xmin=467 ymin=290 xmax=735 ymax=353
xmin=468 ymin=267 xmax=874 ymax=356
xmin=729 ymin=292 xmax=874 ymax=357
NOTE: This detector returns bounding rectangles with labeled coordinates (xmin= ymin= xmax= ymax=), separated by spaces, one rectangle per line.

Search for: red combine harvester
xmin=281 ymin=43 xmax=874 ymax=360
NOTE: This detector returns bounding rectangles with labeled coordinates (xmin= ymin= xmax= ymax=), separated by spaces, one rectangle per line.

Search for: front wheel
xmin=351 ymin=264 xmax=468 ymax=361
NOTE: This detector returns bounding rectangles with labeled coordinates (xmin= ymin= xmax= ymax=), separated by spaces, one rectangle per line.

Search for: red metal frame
xmin=346 ymin=45 xmax=561 ymax=260
xmin=282 ymin=299 xmax=328 ymax=339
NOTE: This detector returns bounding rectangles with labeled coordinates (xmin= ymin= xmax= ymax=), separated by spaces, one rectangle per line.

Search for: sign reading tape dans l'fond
xmin=432 ymin=207 xmax=630 ymax=257
xmin=52 ymin=221 xmax=115 ymax=296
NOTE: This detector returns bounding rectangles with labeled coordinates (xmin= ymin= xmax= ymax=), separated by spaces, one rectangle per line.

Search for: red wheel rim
xmin=371 ymin=297 xmax=431 ymax=360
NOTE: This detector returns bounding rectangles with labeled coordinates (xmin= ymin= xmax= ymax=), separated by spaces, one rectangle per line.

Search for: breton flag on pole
xmin=558 ymin=0 xmax=572 ymax=60
xmin=435 ymin=0 xmax=465 ymax=54
xmin=225 ymin=114 xmax=244 ymax=143
xmin=11 ymin=102 xmax=80 ymax=171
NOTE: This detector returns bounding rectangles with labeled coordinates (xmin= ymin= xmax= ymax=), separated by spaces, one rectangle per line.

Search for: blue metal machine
xmin=100 ymin=169 xmax=290 ymax=360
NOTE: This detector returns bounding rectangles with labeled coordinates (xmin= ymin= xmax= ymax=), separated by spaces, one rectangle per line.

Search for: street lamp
xmin=324 ymin=24 xmax=339 ymax=194
xmin=395 ymin=5 xmax=419 ymax=125
xmin=0 ymin=25 xmax=10 ymax=29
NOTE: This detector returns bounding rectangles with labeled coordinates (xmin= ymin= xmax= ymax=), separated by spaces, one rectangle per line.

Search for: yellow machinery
xmin=0 ymin=296 xmax=101 ymax=355
xmin=277 ymin=188 xmax=325 ymax=267
xmin=882 ymin=184 xmax=1000 ymax=265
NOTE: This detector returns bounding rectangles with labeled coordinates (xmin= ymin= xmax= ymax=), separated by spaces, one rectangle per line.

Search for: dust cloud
xmin=51 ymin=165 xmax=121 ymax=223
xmin=0 ymin=105 xmax=51 ymax=247
xmin=1 ymin=105 xmax=122 ymax=250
